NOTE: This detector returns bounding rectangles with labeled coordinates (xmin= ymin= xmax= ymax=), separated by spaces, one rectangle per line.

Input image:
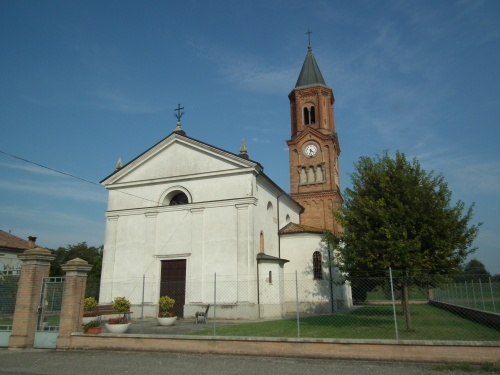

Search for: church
xmin=99 ymin=45 xmax=352 ymax=319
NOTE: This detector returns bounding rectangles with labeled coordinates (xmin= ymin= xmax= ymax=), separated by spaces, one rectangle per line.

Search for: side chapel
xmin=99 ymin=45 xmax=352 ymax=319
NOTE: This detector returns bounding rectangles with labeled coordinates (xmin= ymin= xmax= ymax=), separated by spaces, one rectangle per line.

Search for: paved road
xmin=0 ymin=349 xmax=483 ymax=375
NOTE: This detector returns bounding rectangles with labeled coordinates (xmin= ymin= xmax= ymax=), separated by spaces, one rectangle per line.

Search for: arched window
xmin=260 ymin=231 xmax=264 ymax=254
xmin=162 ymin=187 xmax=192 ymax=206
xmin=303 ymin=106 xmax=316 ymax=125
xmin=169 ymin=192 xmax=188 ymax=206
xmin=313 ymin=251 xmax=322 ymax=280
xmin=303 ymin=107 xmax=310 ymax=125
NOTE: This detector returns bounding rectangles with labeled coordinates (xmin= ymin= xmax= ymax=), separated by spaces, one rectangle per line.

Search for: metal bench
xmin=94 ymin=305 xmax=133 ymax=320
xmin=195 ymin=304 xmax=210 ymax=324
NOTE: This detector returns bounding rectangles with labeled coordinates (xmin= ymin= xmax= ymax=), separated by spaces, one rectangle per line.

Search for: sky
xmin=0 ymin=0 xmax=499 ymax=273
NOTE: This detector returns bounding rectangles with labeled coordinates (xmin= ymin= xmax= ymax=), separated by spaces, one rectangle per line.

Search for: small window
xmin=260 ymin=231 xmax=264 ymax=254
xmin=285 ymin=214 xmax=291 ymax=223
xmin=269 ymin=271 xmax=272 ymax=284
xmin=169 ymin=192 xmax=188 ymax=206
xmin=313 ymin=251 xmax=322 ymax=280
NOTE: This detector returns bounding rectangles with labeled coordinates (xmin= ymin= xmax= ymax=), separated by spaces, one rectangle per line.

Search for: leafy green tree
xmin=324 ymin=151 xmax=481 ymax=330
xmin=50 ymin=242 xmax=103 ymax=284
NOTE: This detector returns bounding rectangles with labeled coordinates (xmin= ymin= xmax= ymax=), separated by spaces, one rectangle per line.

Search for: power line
xmin=0 ymin=150 xmax=160 ymax=205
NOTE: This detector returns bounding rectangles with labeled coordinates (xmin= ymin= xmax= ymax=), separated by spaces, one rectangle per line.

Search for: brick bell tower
xmin=287 ymin=45 xmax=342 ymax=233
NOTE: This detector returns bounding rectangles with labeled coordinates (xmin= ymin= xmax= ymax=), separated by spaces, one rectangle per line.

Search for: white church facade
xmin=99 ymin=45 xmax=352 ymax=319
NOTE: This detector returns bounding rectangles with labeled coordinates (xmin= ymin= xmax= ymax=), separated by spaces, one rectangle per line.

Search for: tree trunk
xmin=402 ymin=281 xmax=413 ymax=331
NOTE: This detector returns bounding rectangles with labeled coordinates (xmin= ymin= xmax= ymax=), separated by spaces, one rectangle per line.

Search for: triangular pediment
xmin=102 ymin=133 xmax=260 ymax=186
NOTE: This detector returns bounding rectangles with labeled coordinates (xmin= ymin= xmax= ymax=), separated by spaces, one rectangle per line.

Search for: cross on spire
xmin=306 ymin=28 xmax=312 ymax=46
xmin=174 ymin=104 xmax=184 ymax=121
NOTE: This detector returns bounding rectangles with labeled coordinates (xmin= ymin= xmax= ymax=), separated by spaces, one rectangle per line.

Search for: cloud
xmin=251 ymin=138 xmax=271 ymax=144
xmin=0 ymin=162 xmax=62 ymax=177
xmin=89 ymin=88 xmax=161 ymax=114
xmin=242 ymin=125 xmax=275 ymax=133
xmin=0 ymin=206 xmax=102 ymax=227
xmin=0 ymin=180 xmax=107 ymax=203
xmin=414 ymin=151 xmax=500 ymax=195
xmin=189 ymin=40 xmax=298 ymax=94
xmin=0 ymin=206 xmax=105 ymax=249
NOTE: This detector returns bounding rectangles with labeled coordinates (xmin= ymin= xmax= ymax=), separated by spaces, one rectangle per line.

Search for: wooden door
xmin=160 ymin=260 xmax=186 ymax=317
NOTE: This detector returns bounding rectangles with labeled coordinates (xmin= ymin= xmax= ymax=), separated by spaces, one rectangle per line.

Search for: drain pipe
xmin=276 ymin=193 xmax=283 ymax=258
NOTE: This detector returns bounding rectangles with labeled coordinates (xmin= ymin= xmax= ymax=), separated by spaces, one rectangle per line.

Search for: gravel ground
xmin=0 ymin=349 xmax=484 ymax=375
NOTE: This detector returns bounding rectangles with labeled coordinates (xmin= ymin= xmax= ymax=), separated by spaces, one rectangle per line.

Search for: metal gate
xmin=34 ymin=277 xmax=64 ymax=349
xmin=0 ymin=271 xmax=20 ymax=347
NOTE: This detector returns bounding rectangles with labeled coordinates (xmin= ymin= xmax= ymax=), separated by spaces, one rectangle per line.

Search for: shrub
xmin=112 ymin=297 xmax=131 ymax=314
xmin=83 ymin=297 xmax=98 ymax=312
xmin=158 ymin=296 xmax=175 ymax=312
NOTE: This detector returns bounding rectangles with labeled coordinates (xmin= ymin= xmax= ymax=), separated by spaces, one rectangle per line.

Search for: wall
xmin=280 ymin=232 xmax=352 ymax=312
xmin=66 ymin=334 xmax=500 ymax=364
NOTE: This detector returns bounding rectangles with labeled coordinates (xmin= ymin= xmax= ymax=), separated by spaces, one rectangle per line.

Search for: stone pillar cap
xmin=18 ymin=247 xmax=55 ymax=262
xmin=61 ymin=257 xmax=93 ymax=275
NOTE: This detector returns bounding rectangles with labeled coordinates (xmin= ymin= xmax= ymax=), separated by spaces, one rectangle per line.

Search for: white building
xmin=99 ymin=46 xmax=352 ymax=319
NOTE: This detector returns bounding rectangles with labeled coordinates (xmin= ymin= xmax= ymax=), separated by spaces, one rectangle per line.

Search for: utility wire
xmin=0 ymin=150 xmax=159 ymax=205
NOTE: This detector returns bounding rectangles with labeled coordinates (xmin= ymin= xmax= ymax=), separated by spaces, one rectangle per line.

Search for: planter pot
xmin=105 ymin=323 xmax=131 ymax=333
xmin=84 ymin=326 xmax=102 ymax=334
xmin=157 ymin=316 xmax=177 ymax=326
xmin=82 ymin=316 xmax=98 ymax=325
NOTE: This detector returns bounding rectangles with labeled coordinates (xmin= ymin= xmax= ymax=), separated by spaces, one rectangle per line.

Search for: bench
xmin=195 ymin=304 xmax=210 ymax=324
xmin=93 ymin=305 xmax=133 ymax=320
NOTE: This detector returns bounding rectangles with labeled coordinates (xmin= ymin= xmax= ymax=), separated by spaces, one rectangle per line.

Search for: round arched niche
xmin=160 ymin=186 xmax=192 ymax=206
xmin=267 ymin=201 xmax=273 ymax=216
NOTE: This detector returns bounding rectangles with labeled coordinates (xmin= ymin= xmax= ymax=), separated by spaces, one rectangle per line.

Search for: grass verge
xmin=190 ymin=304 xmax=500 ymax=341
xmin=432 ymin=362 xmax=500 ymax=373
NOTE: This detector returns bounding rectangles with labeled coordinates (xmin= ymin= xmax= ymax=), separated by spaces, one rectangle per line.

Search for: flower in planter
xmin=83 ymin=312 xmax=98 ymax=318
xmin=158 ymin=311 xmax=176 ymax=318
xmin=107 ymin=317 xmax=129 ymax=325
xmin=158 ymin=296 xmax=175 ymax=317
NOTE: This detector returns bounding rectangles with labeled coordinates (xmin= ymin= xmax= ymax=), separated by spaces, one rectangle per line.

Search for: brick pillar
xmin=8 ymin=248 xmax=55 ymax=349
xmin=56 ymin=258 xmax=92 ymax=349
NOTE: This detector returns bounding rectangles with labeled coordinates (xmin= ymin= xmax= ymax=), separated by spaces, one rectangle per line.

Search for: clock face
xmin=304 ymin=144 xmax=318 ymax=157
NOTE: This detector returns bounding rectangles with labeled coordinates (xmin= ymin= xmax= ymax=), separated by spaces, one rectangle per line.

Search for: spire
xmin=115 ymin=157 xmax=123 ymax=170
xmin=295 ymin=46 xmax=327 ymax=89
xmin=238 ymin=139 xmax=249 ymax=159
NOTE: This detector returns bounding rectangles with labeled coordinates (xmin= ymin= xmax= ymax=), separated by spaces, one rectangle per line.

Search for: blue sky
xmin=1 ymin=0 xmax=499 ymax=273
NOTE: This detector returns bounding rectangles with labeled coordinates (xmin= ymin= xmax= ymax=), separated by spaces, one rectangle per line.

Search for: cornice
xmin=105 ymin=197 xmax=258 ymax=217
xmin=288 ymin=85 xmax=334 ymax=101
xmin=105 ymin=167 xmax=257 ymax=189
xmin=292 ymin=190 xmax=343 ymax=201
xmin=102 ymin=133 xmax=262 ymax=186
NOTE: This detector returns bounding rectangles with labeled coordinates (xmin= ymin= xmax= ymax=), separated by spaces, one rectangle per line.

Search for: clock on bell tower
xmin=287 ymin=45 xmax=342 ymax=233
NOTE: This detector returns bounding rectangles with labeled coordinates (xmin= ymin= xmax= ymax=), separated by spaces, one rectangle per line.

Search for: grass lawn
xmin=191 ymin=304 xmax=500 ymax=341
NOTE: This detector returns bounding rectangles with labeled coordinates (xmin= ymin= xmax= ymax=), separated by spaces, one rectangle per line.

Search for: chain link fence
xmin=0 ymin=272 xmax=19 ymax=331
xmin=84 ymin=271 xmax=500 ymax=341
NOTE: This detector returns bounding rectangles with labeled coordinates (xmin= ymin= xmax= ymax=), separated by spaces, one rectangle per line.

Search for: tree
xmin=454 ymin=258 xmax=491 ymax=282
xmin=323 ymin=151 xmax=482 ymax=330
xmin=50 ymin=242 xmax=103 ymax=284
